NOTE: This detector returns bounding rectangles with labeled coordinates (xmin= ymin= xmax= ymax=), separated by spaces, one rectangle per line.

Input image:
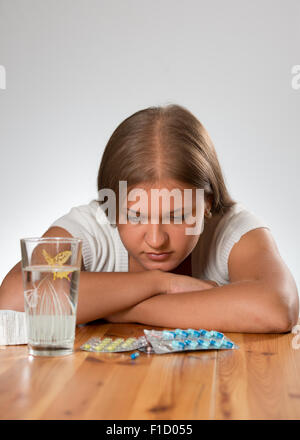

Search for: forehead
xmin=122 ymin=180 xmax=203 ymax=210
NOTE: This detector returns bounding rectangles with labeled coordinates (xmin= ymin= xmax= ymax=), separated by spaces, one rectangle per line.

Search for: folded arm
xmin=105 ymin=279 xmax=292 ymax=332
xmin=0 ymin=227 xmax=165 ymax=325
xmin=105 ymin=228 xmax=299 ymax=333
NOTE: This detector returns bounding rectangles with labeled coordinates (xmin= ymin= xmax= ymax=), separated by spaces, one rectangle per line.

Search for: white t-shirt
xmin=49 ymin=199 xmax=270 ymax=286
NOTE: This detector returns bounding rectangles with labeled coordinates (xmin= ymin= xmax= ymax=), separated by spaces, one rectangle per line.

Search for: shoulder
xmin=215 ymin=202 xmax=270 ymax=248
xmin=213 ymin=202 xmax=271 ymax=281
xmin=50 ymin=199 xmax=110 ymax=234
xmin=49 ymin=199 xmax=118 ymax=271
xmin=51 ymin=198 xmax=99 ymax=220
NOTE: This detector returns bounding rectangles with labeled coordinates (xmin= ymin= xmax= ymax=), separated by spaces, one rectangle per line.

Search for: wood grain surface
xmin=1 ymin=320 xmax=300 ymax=420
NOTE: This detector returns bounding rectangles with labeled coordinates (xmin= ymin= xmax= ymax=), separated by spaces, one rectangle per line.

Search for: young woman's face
xmin=116 ymin=179 xmax=210 ymax=272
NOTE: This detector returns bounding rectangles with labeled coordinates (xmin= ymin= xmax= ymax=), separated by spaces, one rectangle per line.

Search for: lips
xmin=145 ymin=252 xmax=172 ymax=261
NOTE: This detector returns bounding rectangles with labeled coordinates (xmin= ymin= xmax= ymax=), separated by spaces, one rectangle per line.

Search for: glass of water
xmin=20 ymin=237 xmax=82 ymax=357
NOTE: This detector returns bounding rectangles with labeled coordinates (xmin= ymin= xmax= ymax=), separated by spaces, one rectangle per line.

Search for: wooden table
xmin=1 ymin=320 xmax=300 ymax=420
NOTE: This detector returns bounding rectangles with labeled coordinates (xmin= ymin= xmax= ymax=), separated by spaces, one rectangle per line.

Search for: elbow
xmin=0 ymin=273 xmax=25 ymax=312
xmin=283 ymin=303 xmax=299 ymax=333
xmin=268 ymin=294 xmax=299 ymax=334
xmin=274 ymin=314 xmax=298 ymax=334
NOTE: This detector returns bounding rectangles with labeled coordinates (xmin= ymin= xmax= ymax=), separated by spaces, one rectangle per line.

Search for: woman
xmin=0 ymin=104 xmax=298 ymax=332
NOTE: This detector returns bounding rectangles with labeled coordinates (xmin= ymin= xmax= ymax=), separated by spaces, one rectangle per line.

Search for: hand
xmin=104 ymin=272 xmax=219 ymax=323
xmin=161 ymin=272 xmax=219 ymax=294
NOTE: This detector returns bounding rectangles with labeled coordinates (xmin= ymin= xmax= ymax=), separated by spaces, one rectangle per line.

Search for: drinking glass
xmin=20 ymin=237 xmax=82 ymax=356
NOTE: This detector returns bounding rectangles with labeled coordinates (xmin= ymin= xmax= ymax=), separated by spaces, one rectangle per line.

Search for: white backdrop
xmin=0 ymin=0 xmax=299 ymax=299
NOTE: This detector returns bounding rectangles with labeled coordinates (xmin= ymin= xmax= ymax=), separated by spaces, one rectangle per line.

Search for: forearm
xmin=107 ymin=280 xmax=294 ymax=333
xmin=76 ymin=270 xmax=163 ymax=324
xmin=0 ymin=269 xmax=162 ymax=325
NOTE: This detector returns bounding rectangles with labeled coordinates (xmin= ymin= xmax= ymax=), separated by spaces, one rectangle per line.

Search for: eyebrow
xmin=127 ymin=207 xmax=185 ymax=214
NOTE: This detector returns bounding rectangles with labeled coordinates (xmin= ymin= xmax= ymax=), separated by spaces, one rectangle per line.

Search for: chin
xmin=144 ymin=261 xmax=175 ymax=271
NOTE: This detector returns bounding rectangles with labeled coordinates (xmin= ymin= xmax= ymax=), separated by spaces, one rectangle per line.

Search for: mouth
xmin=145 ymin=252 xmax=172 ymax=261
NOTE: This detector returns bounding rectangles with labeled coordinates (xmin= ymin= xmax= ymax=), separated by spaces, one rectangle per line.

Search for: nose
xmin=144 ymin=223 xmax=169 ymax=250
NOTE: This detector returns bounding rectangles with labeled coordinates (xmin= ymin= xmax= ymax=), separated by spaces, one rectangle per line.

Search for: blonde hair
xmin=97 ymin=104 xmax=236 ymax=225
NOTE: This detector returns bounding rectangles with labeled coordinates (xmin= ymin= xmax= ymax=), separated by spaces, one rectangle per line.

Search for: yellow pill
xmin=83 ymin=344 xmax=91 ymax=349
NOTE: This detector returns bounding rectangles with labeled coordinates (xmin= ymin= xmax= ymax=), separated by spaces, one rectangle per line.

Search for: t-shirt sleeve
xmin=49 ymin=205 xmax=108 ymax=272
xmin=214 ymin=207 xmax=271 ymax=284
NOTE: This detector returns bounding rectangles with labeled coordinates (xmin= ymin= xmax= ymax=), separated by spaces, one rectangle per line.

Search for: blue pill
xmin=189 ymin=340 xmax=198 ymax=349
xmin=174 ymin=329 xmax=189 ymax=338
xmin=172 ymin=340 xmax=186 ymax=350
xmin=184 ymin=339 xmax=193 ymax=345
xmin=198 ymin=329 xmax=209 ymax=337
xmin=130 ymin=352 xmax=140 ymax=360
xmin=197 ymin=338 xmax=210 ymax=348
xmin=162 ymin=330 xmax=176 ymax=340
xmin=209 ymin=330 xmax=224 ymax=339
xmin=222 ymin=340 xmax=234 ymax=349
xmin=187 ymin=329 xmax=201 ymax=338
xmin=209 ymin=339 xmax=222 ymax=348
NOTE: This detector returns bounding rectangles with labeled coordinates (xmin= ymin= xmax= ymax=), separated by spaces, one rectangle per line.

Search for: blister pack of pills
xmin=80 ymin=336 xmax=148 ymax=353
xmin=142 ymin=328 xmax=239 ymax=354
